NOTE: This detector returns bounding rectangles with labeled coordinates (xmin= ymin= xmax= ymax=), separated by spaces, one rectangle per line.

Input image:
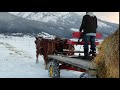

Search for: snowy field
xmin=0 ymin=34 xmax=85 ymax=78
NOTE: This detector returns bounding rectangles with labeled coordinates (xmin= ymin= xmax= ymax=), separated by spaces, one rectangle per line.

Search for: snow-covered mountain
xmin=9 ymin=12 xmax=77 ymax=23
xmin=0 ymin=12 xmax=119 ymax=38
xmin=9 ymin=12 xmax=82 ymax=31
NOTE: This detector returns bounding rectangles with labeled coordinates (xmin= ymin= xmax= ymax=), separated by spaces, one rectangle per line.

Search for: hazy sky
xmin=76 ymin=12 xmax=119 ymax=24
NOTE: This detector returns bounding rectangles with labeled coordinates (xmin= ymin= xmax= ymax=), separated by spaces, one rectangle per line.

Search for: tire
xmin=80 ymin=72 xmax=96 ymax=78
xmin=48 ymin=60 xmax=60 ymax=78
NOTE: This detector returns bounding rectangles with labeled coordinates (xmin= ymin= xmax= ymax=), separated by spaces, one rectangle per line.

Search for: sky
xmin=76 ymin=12 xmax=119 ymax=24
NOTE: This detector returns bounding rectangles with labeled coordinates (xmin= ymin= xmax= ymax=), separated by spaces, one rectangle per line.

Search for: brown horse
xmin=54 ymin=37 xmax=74 ymax=55
xmin=35 ymin=37 xmax=55 ymax=69
xmin=35 ymin=36 xmax=74 ymax=69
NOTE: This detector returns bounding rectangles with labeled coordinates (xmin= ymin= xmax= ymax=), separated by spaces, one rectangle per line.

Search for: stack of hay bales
xmin=93 ymin=28 xmax=119 ymax=78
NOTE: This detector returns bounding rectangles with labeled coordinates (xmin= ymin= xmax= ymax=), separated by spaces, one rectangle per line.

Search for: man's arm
xmin=79 ymin=15 xmax=86 ymax=32
xmin=95 ymin=16 xmax=98 ymax=29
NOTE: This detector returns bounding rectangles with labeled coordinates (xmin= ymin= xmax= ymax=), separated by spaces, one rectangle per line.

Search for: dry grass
xmin=93 ymin=28 xmax=119 ymax=78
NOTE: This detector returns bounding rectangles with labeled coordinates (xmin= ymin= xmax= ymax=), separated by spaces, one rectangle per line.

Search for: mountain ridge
xmin=0 ymin=12 xmax=119 ymax=39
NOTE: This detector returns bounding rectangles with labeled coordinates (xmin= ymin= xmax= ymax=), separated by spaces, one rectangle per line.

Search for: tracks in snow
xmin=0 ymin=42 xmax=32 ymax=59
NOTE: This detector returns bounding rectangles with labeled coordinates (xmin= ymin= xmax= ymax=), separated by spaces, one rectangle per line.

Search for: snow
xmin=9 ymin=12 xmax=115 ymax=29
xmin=0 ymin=34 xmax=83 ymax=78
xmin=9 ymin=12 xmax=70 ymax=23
xmin=37 ymin=32 xmax=56 ymax=39
xmin=70 ymin=28 xmax=79 ymax=32
xmin=98 ymin=21 xmax=111 ymax=28
xmin=9 ymin=12 xmax=20 ymax=15
xmin=59 ymin=27 xmax=64 ymax=30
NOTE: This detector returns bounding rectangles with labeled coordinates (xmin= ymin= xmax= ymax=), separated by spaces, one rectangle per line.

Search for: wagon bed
xmin=48 ymin=55 xmax=97 ymax=78
xmin=48 ymin=55 xmax=96 ymax=70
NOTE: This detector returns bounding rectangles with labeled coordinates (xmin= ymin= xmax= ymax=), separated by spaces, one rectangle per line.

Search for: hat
xmin=86 ymin=12 xmax=94 ymax=17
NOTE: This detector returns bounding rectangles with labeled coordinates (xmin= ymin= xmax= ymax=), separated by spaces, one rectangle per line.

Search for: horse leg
xmin=36 ymin=51 xmax=39 ymax=63
xmin=43 ymin=53 xmax=48 ymax=70
xmin=44 ymin=58 xmax=48 ymax=70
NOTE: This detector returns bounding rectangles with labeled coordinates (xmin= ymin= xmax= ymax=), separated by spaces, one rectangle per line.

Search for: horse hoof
xmin=45 ymin=66 xmax=48 ymax=70
xmin=36 ymin=62 xmax=38 ymax=63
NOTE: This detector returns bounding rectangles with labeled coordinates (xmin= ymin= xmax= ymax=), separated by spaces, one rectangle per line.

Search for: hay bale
xmin=93 ymin=28 xmax=119 ymax=78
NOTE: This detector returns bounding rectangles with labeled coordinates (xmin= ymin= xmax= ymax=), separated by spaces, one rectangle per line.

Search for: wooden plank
xmin=67 ymin=40 xmax=100 ymax=45
xmin=63 ymin=49 xmax=84 ymax=53
xmin=48 ymin=55 xmax=96 ymax=70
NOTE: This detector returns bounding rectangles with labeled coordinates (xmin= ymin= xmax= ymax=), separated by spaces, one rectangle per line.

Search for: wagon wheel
xmin=79 ymin=72 xmax=96 ymax=78
xmin=48 ymin=60 xmax=60 ymax=78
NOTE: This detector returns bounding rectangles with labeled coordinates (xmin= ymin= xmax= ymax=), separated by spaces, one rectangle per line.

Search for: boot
xmin=89 ymin=50 xmax=92 ymax=56
xmin=84 ymin=52 xmax=89 ymax=60
xmin=82 ymin=49 xmax=89 ymax=60
xmin=92 ymin=53 xmax=96 ymax=57
xmin=90 ymin=48 xmax=96 ymax=57
xmin=92 ymin=50 xmax=96 ymax=57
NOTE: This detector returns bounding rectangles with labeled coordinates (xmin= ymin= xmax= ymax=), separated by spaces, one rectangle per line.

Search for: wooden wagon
xmin=47 ymin=32 xmax=102 ymax=78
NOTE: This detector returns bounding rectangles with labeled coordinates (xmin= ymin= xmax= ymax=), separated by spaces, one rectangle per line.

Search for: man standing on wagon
xmin=79 ymin=12 xmax=98 ymax=60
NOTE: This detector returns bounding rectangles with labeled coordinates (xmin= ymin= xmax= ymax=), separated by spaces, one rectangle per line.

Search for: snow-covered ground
xmin=0 ymin=34 xmax=84 ymax=78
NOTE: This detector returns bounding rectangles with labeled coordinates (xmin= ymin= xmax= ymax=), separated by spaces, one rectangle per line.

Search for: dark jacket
xmin=79 ymin=15 xmax=97 ymax=34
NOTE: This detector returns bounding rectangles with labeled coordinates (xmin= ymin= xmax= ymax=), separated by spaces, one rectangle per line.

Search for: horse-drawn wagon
xmin=47 ymin=32 xmax=102 ymax=78
xmin=35 ymin=32 xmax=102 ymax=78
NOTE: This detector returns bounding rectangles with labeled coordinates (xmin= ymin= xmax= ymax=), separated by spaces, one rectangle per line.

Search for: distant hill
xmin=0 ymin=12 xmax=119 ymax=39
